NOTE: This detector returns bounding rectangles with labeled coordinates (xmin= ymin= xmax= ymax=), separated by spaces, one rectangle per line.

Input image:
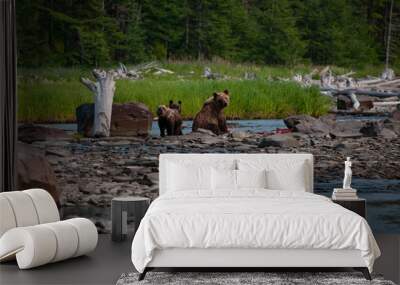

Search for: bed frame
xmin=138 ymin=154 xmax=372 ymax=281
xmin=139 ymin=248 xmax=370 ymax=280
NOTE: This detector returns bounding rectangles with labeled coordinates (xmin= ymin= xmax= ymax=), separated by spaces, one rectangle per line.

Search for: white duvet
xmin=131 ymin=190 xmax=380 ymax=273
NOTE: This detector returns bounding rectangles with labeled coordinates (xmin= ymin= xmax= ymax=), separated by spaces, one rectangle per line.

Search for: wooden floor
xmin=0 ymin=234 xmax=399 ymax=285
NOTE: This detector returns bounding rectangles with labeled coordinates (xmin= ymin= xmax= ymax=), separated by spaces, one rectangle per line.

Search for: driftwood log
xmin=321 ymin=88 xmax=400 ymax=98
xmin=312 ymin=66 xmax=399 ymax=110
xmin=348 ymin=93 xmax=360 ymax=110
xmin=289 ymin=66 xmax=399 ymax=111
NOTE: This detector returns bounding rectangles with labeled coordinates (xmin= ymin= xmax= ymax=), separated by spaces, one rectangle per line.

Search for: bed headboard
xmin=159 ymin=153 xmax=314 ymax=195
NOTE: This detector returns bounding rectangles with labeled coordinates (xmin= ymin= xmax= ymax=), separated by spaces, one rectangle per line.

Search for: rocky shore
xmin=18 ymin=113 xmax=400 ymax=232
xmin=32 ymin=128 xmax=399 ymax=202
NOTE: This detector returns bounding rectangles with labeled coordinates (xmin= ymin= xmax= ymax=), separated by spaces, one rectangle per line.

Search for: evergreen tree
xmin=297 ymin=0 xmax=377 ymax=66
xmin=141 ymin=0 xmax=186 ymax=60
xmin=253 ymin=0 xmax=305 ymax=65
xmin=231 ymin=1 xmax=261 ymax=63
xmin=196 ymin=0 xmax=238 ymax=59
xmin=15 ymin=0 xmax=394 ymax=67
xmin=16 ymin=0 xmax=56 ymax=66
xmin=126 ymin=0 xmax=147 ymax=63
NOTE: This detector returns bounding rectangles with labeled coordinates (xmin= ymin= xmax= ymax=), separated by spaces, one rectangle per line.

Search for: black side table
xmin=111 ymin=196 xmax=150 ymax=242
xmin=332 ymin=198 xmax=366 ymax=218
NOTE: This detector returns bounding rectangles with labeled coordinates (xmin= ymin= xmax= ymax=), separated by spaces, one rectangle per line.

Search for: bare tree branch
xmin=80 ymin=77 xmax=97 ymax=94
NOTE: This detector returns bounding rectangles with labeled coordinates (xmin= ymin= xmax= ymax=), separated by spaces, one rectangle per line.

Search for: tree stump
xmin=81 ymin=70 xmax=116 ymax=137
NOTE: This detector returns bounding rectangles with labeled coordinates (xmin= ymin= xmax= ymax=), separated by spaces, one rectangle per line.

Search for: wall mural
xmin=16 ymin=1 xmax=400 ymax=235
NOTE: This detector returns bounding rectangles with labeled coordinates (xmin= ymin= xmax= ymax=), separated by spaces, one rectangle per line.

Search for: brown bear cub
xmin=169 ymin=100 xmax=182 ymax=113
xmin=157 ymin=100 xmax=183 ymax=137
xmin=192 ymin=89 xmax=230 ymax=135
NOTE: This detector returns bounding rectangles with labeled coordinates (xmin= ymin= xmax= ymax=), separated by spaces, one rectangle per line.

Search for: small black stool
xmin=111 ymin=196 xmax=150 ymax=242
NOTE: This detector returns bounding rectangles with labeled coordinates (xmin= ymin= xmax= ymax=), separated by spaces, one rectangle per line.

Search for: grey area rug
xmin=116 ymin=272 xmax=396 ymax=285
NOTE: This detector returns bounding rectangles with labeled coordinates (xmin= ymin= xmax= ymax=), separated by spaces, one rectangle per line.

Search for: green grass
xmin=116 ymin=79 xmax=330 ymax=120
xmin=18 ymin=81 xmax=92 ymax=123
xmin=23 ymin=60 xmax=392 ymax=123
xmin=18 ymin=79 xmax=331 ymax=123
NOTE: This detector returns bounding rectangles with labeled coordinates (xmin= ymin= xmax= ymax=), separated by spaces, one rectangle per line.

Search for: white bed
xmin=131 ymin=153 xmax=380 ymax=280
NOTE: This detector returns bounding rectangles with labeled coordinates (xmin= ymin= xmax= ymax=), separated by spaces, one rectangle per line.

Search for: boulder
xmin=194 ymin=128 xmax=217 ymax=136
xmin=360 ymin=121 xmax=384 ymax=137
xmin=390 ymin=110 xmax=400 ymax=121
xmin=144 ymin=172 xmax=159 ymax=185
xmin=331 ymin=120 xmax=365 ymax=138
xmin=329 ymin=130 xmax=362 ymax=139
xmin=319 ymin=114 xmax=337 ymax=127
xmin=284 ymin=115 xmax=332 ymax=134
xmin=16 ymin=142 xmax=59 ymax=205
xmin=383 ymin=118 xmax=400 ymax=135
xmin=76 ymin=104 xmax=93 ymax=137
xmin=284 ymin=114 xmax=397 ymax=138
xmin=360 ymin=119 xmax=400 ymax=138
xmin=18 ymin=124 xmax=70 ymax=143
xmin=110 ymin=103 xmax=153 ymax=136
xmin=380 ymin=128 xmax=398 ymax=139
xmin=258 ymin=134 xmax=300 ymax=148
xmin=76 ymin=103 xmax=153 ymax=137
xmin=230 ymin=131 xmax=251 ymax=139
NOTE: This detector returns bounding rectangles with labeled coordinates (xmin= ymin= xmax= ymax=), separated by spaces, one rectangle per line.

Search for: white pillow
xmin=212 ymin=168 xmax=237 ymax=191
xmin=166 ymin=159 xmax=236 ymax=193
xmin=167 ymin=162 xmax=211 ymax=192
xmin=266 ymin=163 xmax=307 ymax=191
xmin=236 ymin=169 xmax=267 ymax=189
xmin=211 ymin=169 xmax=268 ymax=191
xmin=238 ymin=159 xmax=308 ymax=191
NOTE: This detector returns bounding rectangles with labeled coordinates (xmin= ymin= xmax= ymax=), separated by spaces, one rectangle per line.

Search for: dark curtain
xmin=0 ymin=0 xmax=17 ymax=192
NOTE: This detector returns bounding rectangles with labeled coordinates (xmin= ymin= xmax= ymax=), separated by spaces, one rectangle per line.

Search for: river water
xmin=42 ymin=115 xmax=386 ymax=136
xmin=315 ymin=179 xmax=400 ymax=233
xmin=43 ymin=118 xmax=399 ymax=233
xmin=42 ymin=119 xmax=287 ymax=136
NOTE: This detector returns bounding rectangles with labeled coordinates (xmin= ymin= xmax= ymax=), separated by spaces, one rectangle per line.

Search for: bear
xmin=192 ymin=89 xmax=230 ymax=135
xmin=169 ymin=100 xmax=182 ymax=113
xmin=157 ymin=102 xmax=183 ymax=137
